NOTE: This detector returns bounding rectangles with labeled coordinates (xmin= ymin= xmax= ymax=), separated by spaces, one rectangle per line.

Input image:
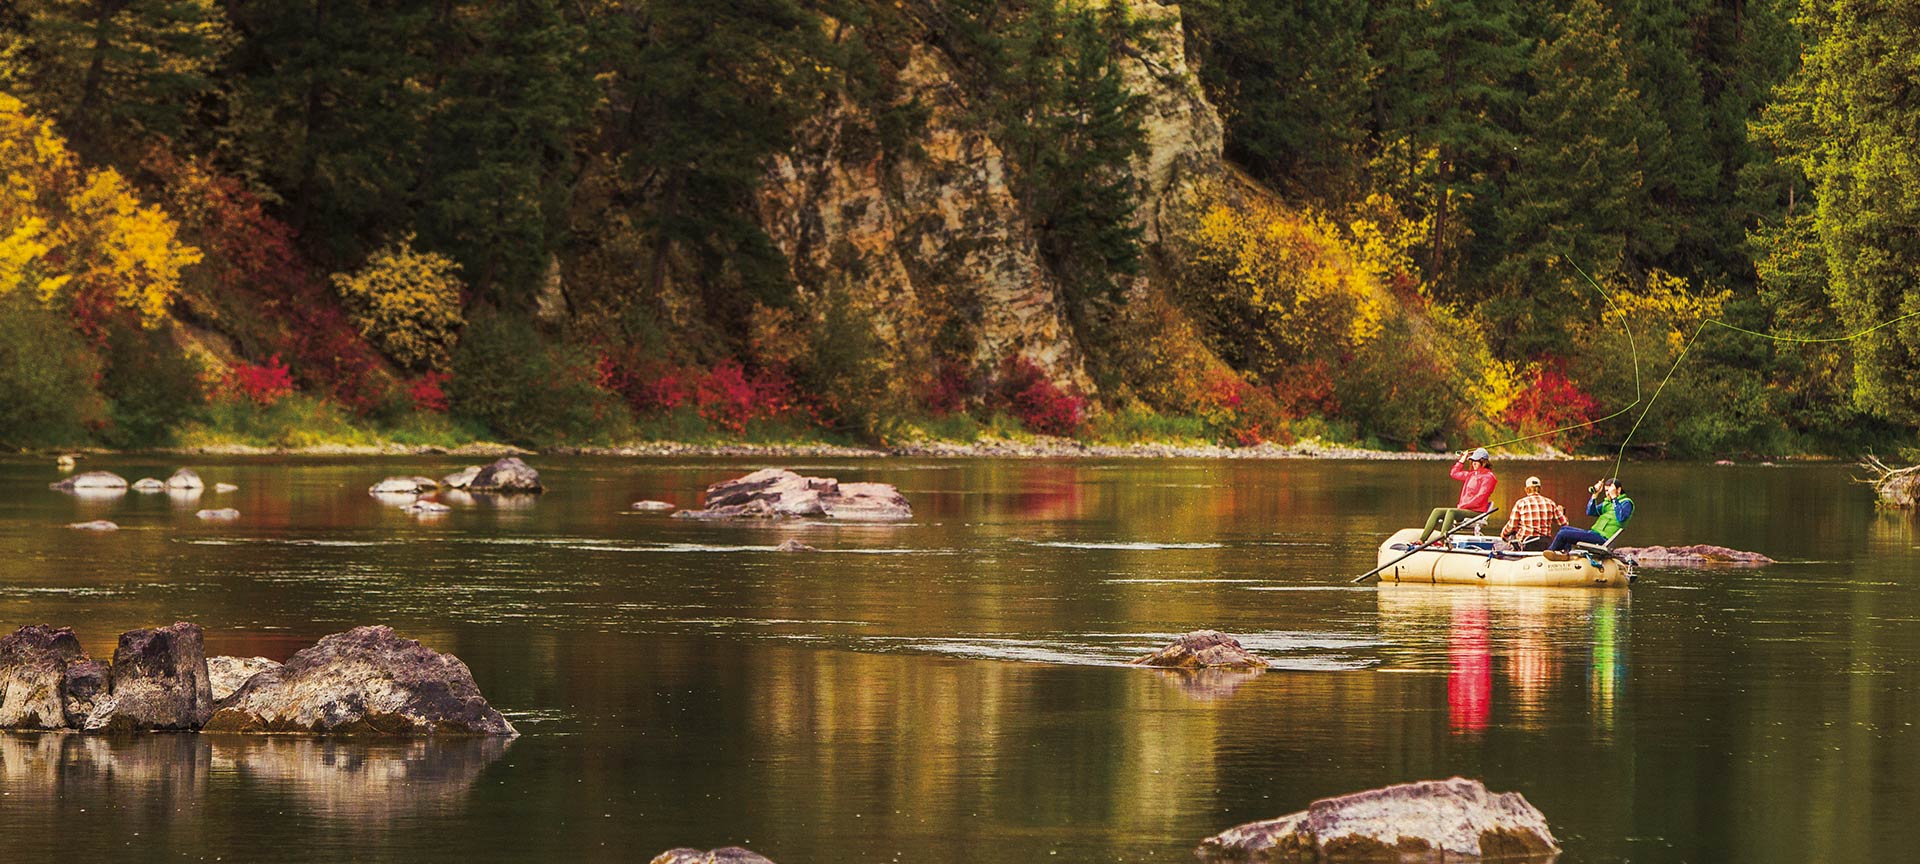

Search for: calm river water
xmin=0 ymin=456 xmax=1914 ymax=862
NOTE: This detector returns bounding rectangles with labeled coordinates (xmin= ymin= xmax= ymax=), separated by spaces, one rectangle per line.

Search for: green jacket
xmin=1587 ymin=495 xmax=1634 ymax=539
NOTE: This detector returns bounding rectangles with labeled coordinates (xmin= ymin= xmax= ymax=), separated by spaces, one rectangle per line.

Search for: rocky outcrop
xmin=1619 ymin=545 xmax=1773 ymax=567
xmin=196 ymin=508 xmax=241 ymax=521
xmin=68 ymin=520 xmax=119 ymax=531
xmin=82 ymin=622 xmax=216 ymax=732
xmin=1195 ymin=778 xmax=1559 ymax=863
xmin=369 ymin=476 xmax=438 ymax=494
xmin=205 ymin=626 xmax=517 ymax=736
xmin=166 ymin=468 xmax=205 ymax=491
xmin=467 ymin=457 xmax=543 ymax=493
xmin=1129 ymin=631 xmax=1268 ymax=670
xmin=133 ymin=477 xmax=166 ymax=492
xmin=207 ymin=656 xmax=281 ymax=702
xmin=632 ymin=500 xmax=676 ymax=512
xmin=50 ymin=471 xmax=127 ymax=491
xmin=673 ymin=468 xmax=911 ymax=521
xmin=0 ymin=625 xmax=100 ymax=729
xmin=443 ymin=465 xmax=483 ymax=489
xmin=651 ymin=849 xmax=777 ymax=864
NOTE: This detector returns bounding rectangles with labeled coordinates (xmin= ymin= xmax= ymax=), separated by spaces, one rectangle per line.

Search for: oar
xmin=1350 ymin=507 xmax=1499 ymax=584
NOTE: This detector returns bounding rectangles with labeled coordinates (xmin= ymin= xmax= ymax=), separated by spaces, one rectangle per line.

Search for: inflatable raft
xmin=1374 ymin=528 xmax=1633 ymax=588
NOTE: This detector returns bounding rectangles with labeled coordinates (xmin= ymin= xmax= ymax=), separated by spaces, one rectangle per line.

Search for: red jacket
xmin=1451 ymin=462 xmax=1496 ymax=512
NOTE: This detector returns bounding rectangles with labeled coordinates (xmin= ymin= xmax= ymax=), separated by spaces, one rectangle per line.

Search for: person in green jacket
xmin=1543 ymin=477 xmax=1634 ymax=559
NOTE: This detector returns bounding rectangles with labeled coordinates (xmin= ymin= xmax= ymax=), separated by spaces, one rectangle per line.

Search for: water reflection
xmin=1376 ymin=586 xmax=1629 ymax=738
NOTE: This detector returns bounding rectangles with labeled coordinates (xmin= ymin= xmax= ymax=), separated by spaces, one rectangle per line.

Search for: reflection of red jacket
xmin=1451 ymin=463 xmax=1496 ymax=512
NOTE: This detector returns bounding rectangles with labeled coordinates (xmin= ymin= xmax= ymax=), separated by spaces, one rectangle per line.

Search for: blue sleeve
xmin=1615 ymin=498 xmax=1633 ymax=523
xmin=1586 ymin=498 xmax=1602 ymax=517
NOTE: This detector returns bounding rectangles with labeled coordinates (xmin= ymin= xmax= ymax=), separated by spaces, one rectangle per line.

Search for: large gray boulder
xmin=165 ymin=468 xmax=204 ymax=491
xmin=467 ymin=457 xmax=543 ymax=493
xmin=1129 ymin=631 xmax=1269 ymax=670
xmin=1195 ymin=778 xmax=1560 ymax=863
xmin=651 ymin=849 xmax=777 ymax=864
xmin=673 ymin=468 xmax=910 ymax=521
xmin=50 ymin=471 xmax=127 ymax=492
xmin=442 ymin=465 xmax=483 ymax=490
xmin=369 ymin=476 xmax=438 ymax=495
xmin=204 ymin=626 xmax=517 ymax=736
xmin=0 ymin=625 xmax=103 ymax=729
xmin=207 ymin=656 xmax=282 ymax=702
xmin=82 ymin=622 xmax=216 ymax=732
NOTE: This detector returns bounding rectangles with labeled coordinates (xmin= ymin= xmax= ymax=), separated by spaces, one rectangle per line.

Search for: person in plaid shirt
xmin=1501 ymin=476 xmax=1567 ymax=552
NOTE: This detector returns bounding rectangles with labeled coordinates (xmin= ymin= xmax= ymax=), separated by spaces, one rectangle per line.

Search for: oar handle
xmin=1350 ymin=507 xmax=1499 ymax=584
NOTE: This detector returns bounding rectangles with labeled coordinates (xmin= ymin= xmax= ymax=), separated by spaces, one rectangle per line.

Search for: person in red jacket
xmin=1415 ymin=447 xmax=1498 ymax=545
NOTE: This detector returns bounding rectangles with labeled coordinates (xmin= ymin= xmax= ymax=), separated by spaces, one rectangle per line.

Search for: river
xmin=0 ymin=456 xmax=1913 ymax=862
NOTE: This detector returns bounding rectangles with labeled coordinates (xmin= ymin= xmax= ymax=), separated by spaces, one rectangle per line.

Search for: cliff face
xmin=755 ymin=1 xmax=1229 ymax=393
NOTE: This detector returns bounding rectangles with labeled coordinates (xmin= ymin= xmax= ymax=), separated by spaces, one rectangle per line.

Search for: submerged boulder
xmin=166 ymin=468 xmax=205 ymax=491
xmin=1195 ymin=778 xmax=1559 ymax=863
xmin=651 ymin=849 xmax=777 ymax=864
xmin=404 ymin=500 xmax=451 ymax=515
xmin=0 ymin=625 xmax=99 ymax=729
xmin=369 ymin=476 xmax=438 ymax=495
xmin=50 ymin=471 xmax=127 ymax=492
xmin=1129 ymin=631 xmax=1269 ymax=670
xmin=205 ymin=625 xmax=516 ymax=736
xmin=467 ymin=457 xmax=543 ymax=493
xmin=67 ymin=520 xmax=119 ymax=531
xmin=207 ymin=656 xmax=282 ymax=702
xmin=196 ymin=508 xmax=241 ymax=521
xmin=674 ymin=468 xmax=910 ymax=521
xmin=774 ymin=538 xmax=817 ymax=552
xmin=1619 ymin=545 xmax=1773 ymax=567
xmin=442 ymin=465 xmax=483 ymax=490
xmin=82 ymin=622 xmax=216 ymax=732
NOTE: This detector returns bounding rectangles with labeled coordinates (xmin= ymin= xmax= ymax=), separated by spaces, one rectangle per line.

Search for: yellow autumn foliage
xmin=1596 ymin=269 xmax=1728 ymax=357
xmin=331 ymin=237 xmax=466 ymax=371
xmin=1188 ymin=199 xmax=1388 ymax=377
xmin=0 ymin=92 xmax=199 ymax=324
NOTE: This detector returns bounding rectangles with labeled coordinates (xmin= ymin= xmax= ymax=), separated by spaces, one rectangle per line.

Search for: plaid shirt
xmin=1502 ymin=492 xmax=1568 ymax=542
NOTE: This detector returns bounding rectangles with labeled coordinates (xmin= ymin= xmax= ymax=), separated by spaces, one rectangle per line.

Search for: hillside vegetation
xmin=0 ymin=0 xmax=1907 ymax=456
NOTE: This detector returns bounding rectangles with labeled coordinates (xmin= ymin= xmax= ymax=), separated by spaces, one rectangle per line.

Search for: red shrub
xmin=926 ymin=359 xmax=974 ymax=416
xmin=228 ymin=355 xmax=295 ymax=406
xmin=597 ymin=353 xmax=693 ymax=415
xmin=408 ymin=371 xmax=451 ymax=413
xmin=694 ymin=361 xmax=797 ymax=433
xmin=1269 ymin=358 xmax=1341 ymax=420
xmin=1500 ymin=361 xmax=1600 ymax=448
xmin=994 ymin=356 xmax=1085 ymax=436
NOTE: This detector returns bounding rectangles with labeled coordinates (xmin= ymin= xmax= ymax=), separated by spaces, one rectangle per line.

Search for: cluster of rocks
xmin=670 ymin=468 xmax=911 ymax=521
xmin=54 ymin=468 xmax=243 ymax=530
xmin=0 ymin=623 xmax=514 ymax=737
xmin=369 ymin=458 xmax=544 ymax=518
xmin=643 ymin=779 xmax=1556 ymax=864
xmin=1618 ymin=545 xmax=1774 ymax=567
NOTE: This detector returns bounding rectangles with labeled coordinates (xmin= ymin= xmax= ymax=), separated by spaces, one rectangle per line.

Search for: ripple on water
xmin=1025 ymin=541 xmax=1225 ymax=550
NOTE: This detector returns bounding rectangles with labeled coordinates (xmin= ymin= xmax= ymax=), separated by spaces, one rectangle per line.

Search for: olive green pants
xmin=1417 ymin=507 xmax=1481 ymax=545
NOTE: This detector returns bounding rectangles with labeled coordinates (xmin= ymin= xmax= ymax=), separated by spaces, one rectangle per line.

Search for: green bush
xmin=98 ymin=321 xmax=203 ymax=448
xmin=447 ymin=310 xmax=629 ymax=444
xmin=0 ymin=294 xmax=103 ymax=449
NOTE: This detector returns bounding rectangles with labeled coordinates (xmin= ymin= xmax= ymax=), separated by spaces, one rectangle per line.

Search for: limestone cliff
xmin=755 ymin=1 xmax=1230 ymax=394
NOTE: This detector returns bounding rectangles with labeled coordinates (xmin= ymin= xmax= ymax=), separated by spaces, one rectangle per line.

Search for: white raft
xmin=1374 ymin=528 xmax=1633 ymax=588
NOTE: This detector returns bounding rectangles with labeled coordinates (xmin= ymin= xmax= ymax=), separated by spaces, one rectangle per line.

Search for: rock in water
xmin=442 ymin=465 xmax=483 ymax=490
xmin=207 ymin=656 xmax=282 ymax=702
xmin=0 ymin=625 xmax=100 ymax=729
xmin=1129 ymin=631 xmax=1269 ymax=670
xmin=132 ymin=477 xmax=166 ymax=492
xmin=774 ymin=538 xmax=817 ymax=552
xmin=650 ymin=849 xmax=777 ymax=864
xmin=49 ymin=471 xmax=127 ymax=492
xmin=467 ymin=457 xmax=543 ymax=493
xmin=205 ymin=626 xmax=517 ymax=736
xmin=1195 ymin=778 xmax=1559 ymax=863
xmin=1618 ymin=545 xmax=1774 ymax=567
xmin=405 ymin=500 xmax=451 ymax=515
xmin=83 ymin=622 xmax=217 ymax=732
xmin=67 ymin=520 xmax=119 ymax=531
xmin=631 ymin=500 xmax=676 ymax=512
xmin=166 ymin=468 xmax=204 ymax=491
xmin=196 ymin=508 xmax=241 ymax=521
xmin=369 ymin=476 xmax=437 ymax=494
xmin=674 ymin=468 xmax=910 ymax=520
xmin=214 ymin=483 xmax=239 ymax=493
